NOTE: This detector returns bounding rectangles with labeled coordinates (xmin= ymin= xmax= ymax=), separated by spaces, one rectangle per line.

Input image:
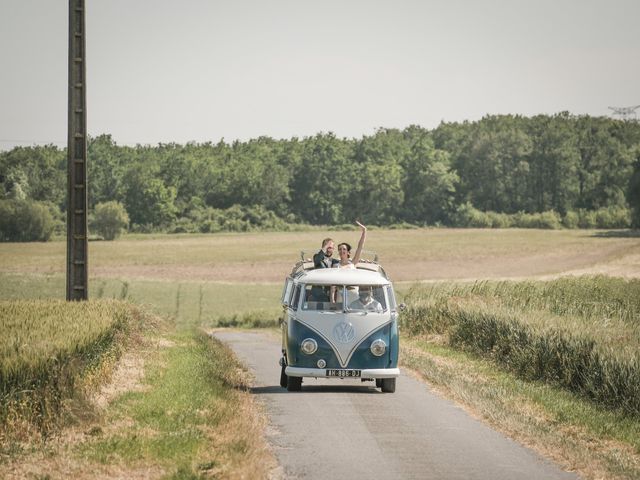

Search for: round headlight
xmin=317 ymin=359 xmax=326 ymax=368
xmin=370 ymin=339 xmax=387 ymax=356
xmin=301 ymin=338 xmax=318 ymax=355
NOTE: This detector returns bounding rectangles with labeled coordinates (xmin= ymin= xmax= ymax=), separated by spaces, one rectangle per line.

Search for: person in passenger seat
xmin=349 ymin=286 xmax=383 ymax=312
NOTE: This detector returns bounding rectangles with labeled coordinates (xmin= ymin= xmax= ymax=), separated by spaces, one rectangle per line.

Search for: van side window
xmin=372 ymin=286 xmax=387 ymax=311
xmin=281 ymin=278 xmax=293 ymax=305
xmin=386 ymin=285 xmax=397 ymax=311
xmin=291 ymin=285 xmax=301 ymax=311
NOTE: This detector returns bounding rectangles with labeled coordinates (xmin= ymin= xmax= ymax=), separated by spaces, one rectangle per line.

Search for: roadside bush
xmin=513 ymin=210 xmax=562 ymax=229
xmin=486 ymin=211 xmax=513 ymax=228
xmin=44 ymin=201 xmax=65 ymax=237
xmin=130 ymin=223 xmax=164 ymax=234
xmin=577 ymin=209 xmax=597 ymax=229
xmin=447 ymin=311 xmax=640 ymax=415
xmin=328 ymin=223 xmax=359 ymax=231
xmin=594 ymin=206 xmax=631 ymax=229
xmin=182 ymin=204 xmax=290 ymax=233
xmin=91 ymin=201 xmax=129 ymax=240
xmin=214 ymin=310 xmax=280 ymax=328
xmin=443 ymin=205 xmax=632 ymax=230
xmin=452 ymin=203 xmax=493 ymax=228
xmin=563 ymin=211 xmax=579 ymax=229
xmin=401 ymin=277 xmax=640 ymax=415
xmin=0 ymin=199 xmax=55 ymax=241
xmin=169 ymin=216 xmax=199 ymax=234
xmin=387 ymin=222 xmax=421 ymax=229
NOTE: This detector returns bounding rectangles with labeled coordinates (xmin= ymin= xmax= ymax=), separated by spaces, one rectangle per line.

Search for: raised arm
xmin=352 ymin=221 xmax=367 ymax=265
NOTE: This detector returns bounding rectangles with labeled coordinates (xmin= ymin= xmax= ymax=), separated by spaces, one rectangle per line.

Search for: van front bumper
xmin=285 ymin=366 xmax=400 ymax=378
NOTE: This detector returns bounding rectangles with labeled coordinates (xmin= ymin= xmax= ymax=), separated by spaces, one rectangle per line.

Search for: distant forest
xmin=1 ymin=113 xmax=640 ymax=240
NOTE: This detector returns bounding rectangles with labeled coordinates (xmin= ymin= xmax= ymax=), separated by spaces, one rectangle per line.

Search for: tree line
xmin=1 ymin=112 xmax=639 ymax=241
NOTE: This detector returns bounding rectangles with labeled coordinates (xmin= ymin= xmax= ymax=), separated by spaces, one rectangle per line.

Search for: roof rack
xmin=291 ymin=249 xmax=387 ymax=279
xmin=290 ymin=260 xmax=313 ymax=277
xmin=299 ymin=249 xmax=379 ymax=263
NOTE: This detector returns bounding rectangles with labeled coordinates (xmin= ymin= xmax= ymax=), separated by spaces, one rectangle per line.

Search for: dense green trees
xmin=0 ymin=145 xmax=65 ymax=209
xmin=289 ymin=133 xmax=352 ymax=224
xmin=401 ymin=130 xmax=458 ymax=225
xmin=1 ymin=113 xmax=639 ymax=240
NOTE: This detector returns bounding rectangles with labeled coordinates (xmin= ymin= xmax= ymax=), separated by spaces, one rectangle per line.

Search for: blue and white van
xmin=279 ymin=253 xmax=401 ymax=392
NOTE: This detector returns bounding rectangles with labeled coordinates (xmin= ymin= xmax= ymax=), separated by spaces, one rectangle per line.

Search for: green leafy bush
xmin=170 ymin=204 xmax=290 ymax=234
xmin=577 ymin=209 xmax=597 ymax=228
xmin=594 ymin=206 xmax=631 ymax=229
xmin=453 ymin=203 xmax=493 ymax=228
xmin=513 ymin=210 xmax=562 ymax=229
xmin=486 ymin=211 xmax=513 ymax=228
xmin=91 ymin=201 xmax=130 ymax=240
xmin=0 ymin=199 xmax=55 ymax=242
xmin=563 ymin=211 xmax=579 ymax=229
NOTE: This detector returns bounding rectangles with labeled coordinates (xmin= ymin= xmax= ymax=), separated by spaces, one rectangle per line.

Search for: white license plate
xmin=326 ymin=369 xmax=361 ymax=377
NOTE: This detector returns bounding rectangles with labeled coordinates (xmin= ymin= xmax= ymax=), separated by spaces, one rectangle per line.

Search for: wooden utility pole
xmin=66 ymin=0 xmax=88 ymax=300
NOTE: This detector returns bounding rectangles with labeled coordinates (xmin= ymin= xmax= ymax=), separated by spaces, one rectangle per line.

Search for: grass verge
xmin=77 ymin=328 xmax=274 ymax=479
xmin=402 ymin=276 xmax=640 ymax=415
xmin=402 ymin=338 xmax=640 ymax=480
xmin=0 ymin=299 xmax=143 ymax=454
xmin=1 ymin=315 xmax=276 ymax=479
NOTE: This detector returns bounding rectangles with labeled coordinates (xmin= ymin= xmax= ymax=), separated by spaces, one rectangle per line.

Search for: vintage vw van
xmin=279 ymin=253 xmax=400 ymax=393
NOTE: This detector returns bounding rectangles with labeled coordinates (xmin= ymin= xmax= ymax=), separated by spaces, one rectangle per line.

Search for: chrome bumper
xmin=285 ymin=366 xmax=400 ymax=378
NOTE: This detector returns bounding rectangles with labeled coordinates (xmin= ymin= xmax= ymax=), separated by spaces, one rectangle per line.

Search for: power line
xmin=608 ymin=105 xmax=640 ymax=121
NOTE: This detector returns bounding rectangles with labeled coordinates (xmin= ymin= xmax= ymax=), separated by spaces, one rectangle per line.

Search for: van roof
xmin=294 ymin=267 xmax=391 ymax=286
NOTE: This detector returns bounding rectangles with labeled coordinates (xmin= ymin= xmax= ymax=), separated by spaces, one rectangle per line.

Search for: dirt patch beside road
xmin=83 ymin=244 xmax=640 ymax=282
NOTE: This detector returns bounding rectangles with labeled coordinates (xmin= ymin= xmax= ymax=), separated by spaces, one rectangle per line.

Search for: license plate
xmin=326 ymin=369 xmax=361 ymax=377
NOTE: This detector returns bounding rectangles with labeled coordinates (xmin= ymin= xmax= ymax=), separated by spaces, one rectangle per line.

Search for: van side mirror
xmin=398 ymin=303 xmax=406 ymax=312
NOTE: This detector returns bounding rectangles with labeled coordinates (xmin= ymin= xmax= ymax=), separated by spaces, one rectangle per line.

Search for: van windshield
xmin=301 ymin=284 xmax=387 ymax=312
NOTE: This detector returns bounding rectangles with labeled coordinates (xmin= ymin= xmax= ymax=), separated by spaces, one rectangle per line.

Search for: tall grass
xmin=402 ymin=276 xmax=640 ymax=416
xmin=0 ymin=299 xmax=141 ymax=445
xmin=0 ymin=273 xmax=283 ymax=330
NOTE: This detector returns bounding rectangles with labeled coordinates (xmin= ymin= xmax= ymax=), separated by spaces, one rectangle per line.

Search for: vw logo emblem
xmin=333 ymin=321 xmax=355 ymax=344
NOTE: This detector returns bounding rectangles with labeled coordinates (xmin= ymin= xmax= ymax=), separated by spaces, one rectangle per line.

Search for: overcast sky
xmin=1 ymin=0 xmax=639 ymax=151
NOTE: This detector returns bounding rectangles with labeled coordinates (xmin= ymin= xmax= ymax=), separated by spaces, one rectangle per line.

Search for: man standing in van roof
xmin=313 ymin=238 xmax=339 ymax=269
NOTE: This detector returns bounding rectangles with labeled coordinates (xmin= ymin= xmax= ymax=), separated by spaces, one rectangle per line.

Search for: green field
xmin=1 ymin=299 xmax=139 ymax=443
xmin=0 ymin=300 xmax=273 ymax=478
xmin=402 ymin=277 xmax=640 ymax=415
xmin=1 ymin=228 xmax=639 ymax=283
xmin=0 ymin=273 xmax=282 ymax=328
xmin=1 ymin=227 xmax=638 ymax=325
xmin=1 ymin=229 xmax=640 ymax=479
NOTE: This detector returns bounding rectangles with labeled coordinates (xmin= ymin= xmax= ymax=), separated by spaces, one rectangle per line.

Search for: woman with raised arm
xmin=332 ymin=221 xmax=367 ymax=304
xmin=335 ymin=221 xmax=367 ymax=269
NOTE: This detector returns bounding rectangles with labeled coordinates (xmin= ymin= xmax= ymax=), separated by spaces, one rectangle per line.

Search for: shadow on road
xmin=250 ymin=386 xmax=288 ymax=394
xmin=250 ymin=384 xmax=381 ymax=395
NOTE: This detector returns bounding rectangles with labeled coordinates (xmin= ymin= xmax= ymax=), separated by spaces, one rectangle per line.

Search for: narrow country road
xmin=213 ymin=330 xmax=577 ymax=480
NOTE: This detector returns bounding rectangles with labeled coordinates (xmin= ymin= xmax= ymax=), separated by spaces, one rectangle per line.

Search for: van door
xmin=281 ymin=278 xmax=294 ymax=307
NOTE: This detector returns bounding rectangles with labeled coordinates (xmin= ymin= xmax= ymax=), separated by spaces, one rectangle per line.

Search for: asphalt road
xmin=213 ymin=330 xmax=577 ymax=480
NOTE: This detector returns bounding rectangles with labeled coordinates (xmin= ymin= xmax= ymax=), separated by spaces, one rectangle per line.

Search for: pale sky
xmin=1 ymin=0 xmax=639 ymax=151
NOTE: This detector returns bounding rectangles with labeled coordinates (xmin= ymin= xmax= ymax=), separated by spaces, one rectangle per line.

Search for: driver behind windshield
xmin=349 ymin=286 xmax=383 ymax=312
